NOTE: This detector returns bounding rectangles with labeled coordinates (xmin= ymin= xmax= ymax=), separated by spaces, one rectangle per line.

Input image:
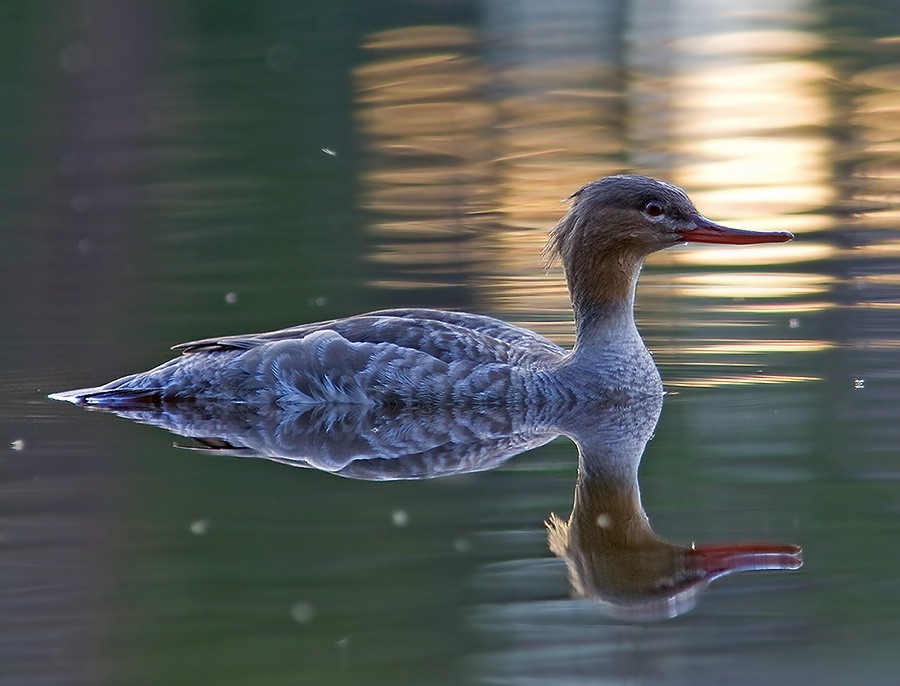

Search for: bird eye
xmin=643 ymin=201 xmax=664 ymax=217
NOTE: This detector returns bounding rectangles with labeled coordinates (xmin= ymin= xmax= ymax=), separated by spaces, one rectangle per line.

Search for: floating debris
xmin=336 ymin=636 xmax=350 ymax=668
xmin=289 ymin=601 xmax=315 ymax=624
xmin=189 ymin=519 xmax=209 ymax=535
xmin=391 ymin=509 xmax=409 ymax=527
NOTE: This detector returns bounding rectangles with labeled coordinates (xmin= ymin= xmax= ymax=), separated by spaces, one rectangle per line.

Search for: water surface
xmin=2 ymin=1 xmax=900 ymax=684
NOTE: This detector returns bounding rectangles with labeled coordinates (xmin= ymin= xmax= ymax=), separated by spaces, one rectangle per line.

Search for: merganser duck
xmin=50 ymin=175 xmax=793 ymax=408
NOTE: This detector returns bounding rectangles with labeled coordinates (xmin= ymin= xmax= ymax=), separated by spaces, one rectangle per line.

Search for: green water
xmin=2 ymin=1 xmax=900 ymax=684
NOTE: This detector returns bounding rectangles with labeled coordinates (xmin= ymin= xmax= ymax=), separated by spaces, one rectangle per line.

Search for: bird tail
xmin=48 ymin=386 xmax=162 ymax=409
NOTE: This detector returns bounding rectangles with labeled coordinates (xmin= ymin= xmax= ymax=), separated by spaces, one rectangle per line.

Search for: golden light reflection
xmin=669 ymin=374 xmax=820 ymax=388
xmin=354 ymin=25 xmax=496 ymax=290
xmin=625 ymin=16 xmax=837 ymax=383
xmin=676 ymin=30 xmax=824 ymax=58
xmin=853 ymin=236 xmax=900 ymax=258
xmin=352 ymin=16 xmax=629 ymax=356
xmin=674 ymin=340 xmax=832 ymax=355
xmin=667 ymin=64 xmax=832 ymax=225
xmin=470 ymin=7 xmax=633 ymax=335
xmin=841 ymin=60 xmax=900 ymax=359
xmin=353 ymin=10 xmax=844 ymax=386
xmin=854 ymin=274 xmax=900 ymax=286
xmin=850 ymin=63 xmax=900 ymax=244
xmin=861 ymin=302 xmax=900 ymax=310
xmin=663 ymin=272 xmax=830 ymax=300
xmin=849 ymin=339 xmax=900 ymax=350
xmin=707 ymin=301 xmax=831 ymax=314
xmin=663 ymin=241 xmax=833 ymax=267
xmin=629 ymin=18 xmax=837 ymax=283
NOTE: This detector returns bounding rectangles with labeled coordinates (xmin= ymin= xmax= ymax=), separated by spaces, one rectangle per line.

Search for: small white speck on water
xmin=308 ymin=296 xmax=328 ymax=307
xmin=789 ymin=317 xmax=800 ymax=329
xmin=289 ymin=601 xmax=315 ymax=624
xmin=453 ymin=536 xmax=471 ymax=553
xmin=391 ymin=509 xmax=409 ymax=527
xmin=11 ymin=439 xmax=25 ymax=451
xmin=854 ymin=378 xmax=865 ymax=390
xmin=189 ymin=519 xmax=209 ymax=535
xmin=225 ymin=291 xmax=238 ymax=305
xmin=321 ymin=147 xmax=337 ymax=157
xmin=595 ymin=513 xmax=611 ymax=529
xmin=336 ymin=637 xmax=350 ymax=668
xmin=78 ymin=238 xmax=93 ymax=254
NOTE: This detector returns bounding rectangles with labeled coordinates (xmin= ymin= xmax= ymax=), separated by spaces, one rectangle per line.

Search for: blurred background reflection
xmin=2 ymin=0 xmax=900 ymax=685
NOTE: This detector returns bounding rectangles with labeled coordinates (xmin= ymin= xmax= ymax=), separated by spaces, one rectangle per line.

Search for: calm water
xmin=2 ymin=1 xmax=900 ymax=684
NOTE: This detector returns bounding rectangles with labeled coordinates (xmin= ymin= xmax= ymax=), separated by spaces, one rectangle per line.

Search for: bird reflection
xmin=81 ymin=392 xmax=801 ymax=620
xmin=544 ymin=393 xmax=801 ymax=620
